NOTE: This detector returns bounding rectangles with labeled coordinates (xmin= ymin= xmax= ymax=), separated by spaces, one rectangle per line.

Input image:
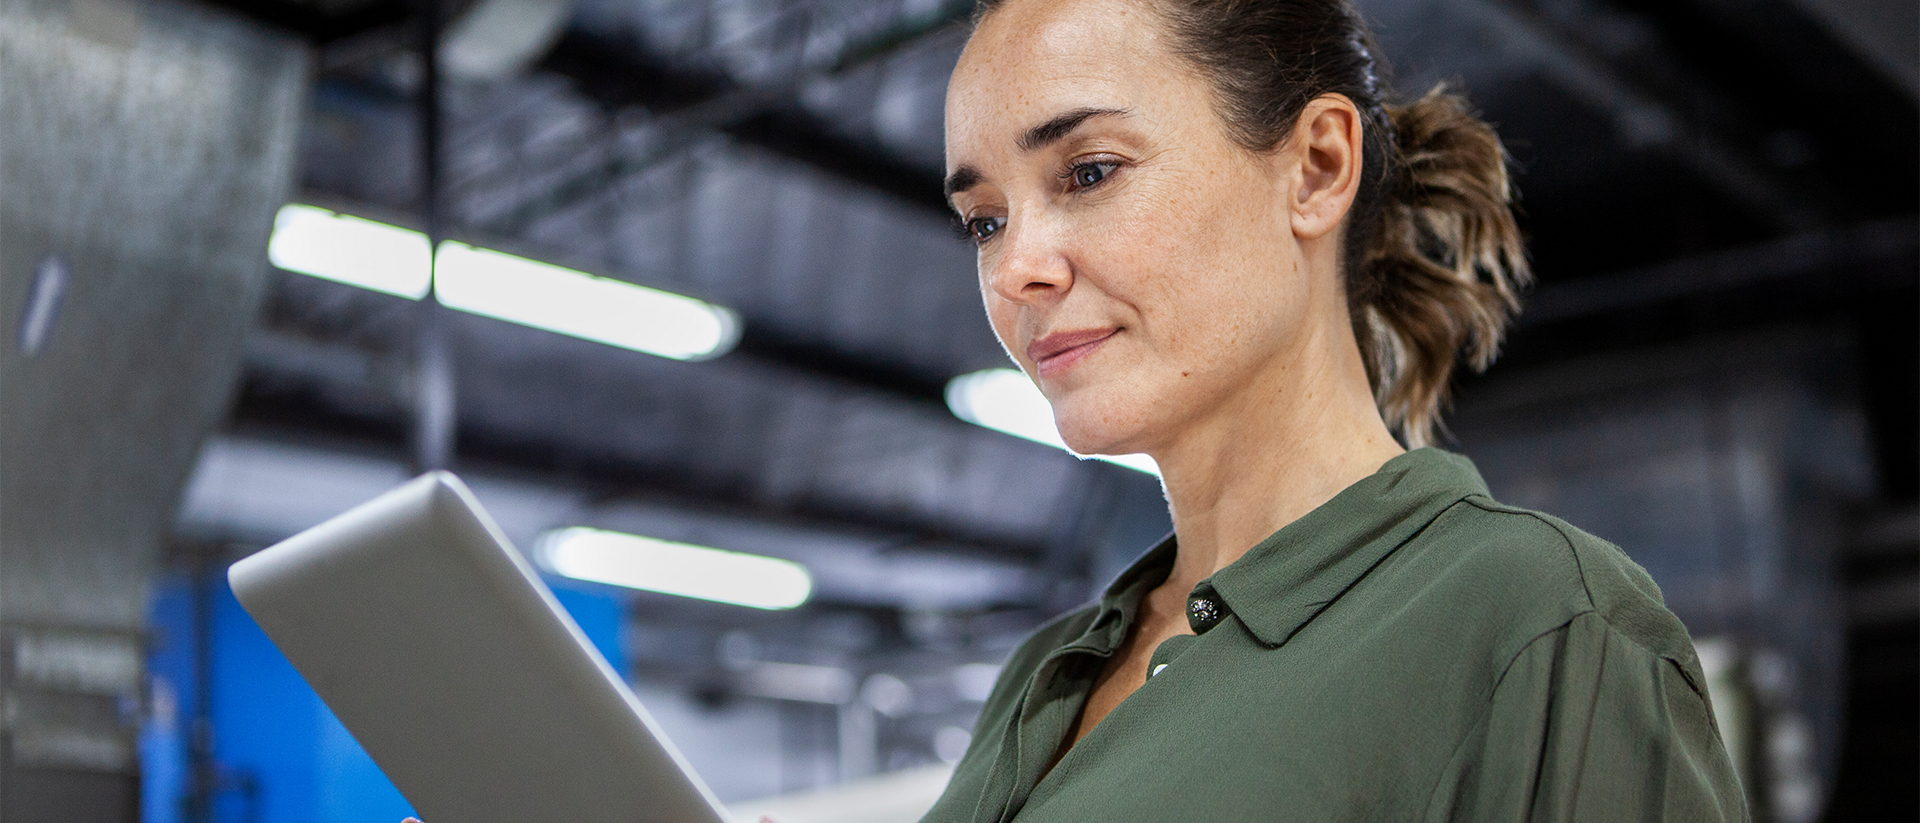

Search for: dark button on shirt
xmin=1185 ymin=591 xmax=1225 ymax=633
xmin=920 ymin=448 xmax=1748 ymax=823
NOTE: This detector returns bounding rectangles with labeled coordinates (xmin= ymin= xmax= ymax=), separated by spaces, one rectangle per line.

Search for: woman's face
xmin=944 ymin=0 xmax=1321 ymax=458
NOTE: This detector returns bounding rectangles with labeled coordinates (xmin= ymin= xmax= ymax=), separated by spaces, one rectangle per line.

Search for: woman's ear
xmin=1285 ymin=95 xmax=1364 ymax=241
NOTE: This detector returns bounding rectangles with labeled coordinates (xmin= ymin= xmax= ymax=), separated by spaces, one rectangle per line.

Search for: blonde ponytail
xmin=1351 ymin=87 xmax=1530 ymax=446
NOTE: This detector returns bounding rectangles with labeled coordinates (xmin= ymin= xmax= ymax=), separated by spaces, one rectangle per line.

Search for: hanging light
xmin=433 ymin=242 xmax=739 ymax=361
xmin=266 ymin=204 xmax=740 ymax=361
xmin=537 ymin=527 xmax=812 ymax=610
xmin=268 ymin=204 xmax=433 ymax=299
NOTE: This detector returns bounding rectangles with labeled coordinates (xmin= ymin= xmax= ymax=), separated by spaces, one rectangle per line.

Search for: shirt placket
xmin=972 ymin=625 xmax=1120 ymax=823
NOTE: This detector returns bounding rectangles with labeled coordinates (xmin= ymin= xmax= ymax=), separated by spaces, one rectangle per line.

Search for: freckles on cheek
xmin=1129 ymin=179 xmax=1228 ymax=271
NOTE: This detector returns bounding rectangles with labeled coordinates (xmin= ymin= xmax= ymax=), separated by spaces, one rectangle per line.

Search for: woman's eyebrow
xmin=1018 ymin=107 xmax=1131 ymax=153
xmin=944 ymin=107 xmax=1133 ymax=208
xmin=945 ymin=166 xmax=984 ymax=203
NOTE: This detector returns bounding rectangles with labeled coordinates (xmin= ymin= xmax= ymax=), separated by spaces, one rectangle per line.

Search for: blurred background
xmin=0 ymin=0 xmax=1913 ymax=819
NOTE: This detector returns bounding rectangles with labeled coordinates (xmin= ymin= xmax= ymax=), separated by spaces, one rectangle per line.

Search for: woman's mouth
xmin=1028 ymin=328 xmax=1119 ymax=378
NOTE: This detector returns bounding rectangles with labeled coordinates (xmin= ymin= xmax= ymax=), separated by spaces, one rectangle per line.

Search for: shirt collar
xmin=1208 ymin=448 xmax=1489 ymax=646
xmin=1066 ymin=535 xmax=1178 ymax=656
xmin=1076 ymin=448 xmax=1490 ymax=652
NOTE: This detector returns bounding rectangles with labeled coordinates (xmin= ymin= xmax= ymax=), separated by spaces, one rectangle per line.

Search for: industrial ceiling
xmin=181 ymin=0 xmax=1914 ymax=699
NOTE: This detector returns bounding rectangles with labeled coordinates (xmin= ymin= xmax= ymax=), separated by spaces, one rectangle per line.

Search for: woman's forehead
xmin=945 ymin=0 xmax=1178 ymax=150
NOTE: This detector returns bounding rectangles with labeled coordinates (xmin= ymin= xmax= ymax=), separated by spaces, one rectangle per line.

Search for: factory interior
xmin=1 ymin=0 xmax=1914 ymax=819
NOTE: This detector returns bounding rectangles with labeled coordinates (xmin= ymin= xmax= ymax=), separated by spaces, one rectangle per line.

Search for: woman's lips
xmin=1028 ymin=328 xmax=1118 ymax=377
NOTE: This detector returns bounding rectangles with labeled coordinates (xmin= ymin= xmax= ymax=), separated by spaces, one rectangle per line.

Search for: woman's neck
xmin=1150 ymin=310 xmax=1404 ymax=595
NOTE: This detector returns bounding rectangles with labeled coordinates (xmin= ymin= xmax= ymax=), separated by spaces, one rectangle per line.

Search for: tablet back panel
xmin=229 ymin=472 xmax=729 ymax=823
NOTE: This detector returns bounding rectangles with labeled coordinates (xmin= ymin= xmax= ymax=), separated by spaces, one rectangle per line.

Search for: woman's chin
xmin=1050 ymin=387 xmax=1163 ymax=457
xmin=1055 ymin=420 xmax=1148 ymax=459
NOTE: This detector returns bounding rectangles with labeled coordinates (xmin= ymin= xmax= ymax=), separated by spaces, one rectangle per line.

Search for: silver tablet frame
xmin=230 ymin=472 xmax=731 ymax=823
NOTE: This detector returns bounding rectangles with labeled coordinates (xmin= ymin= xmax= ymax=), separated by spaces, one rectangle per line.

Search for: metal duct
xmin=0 ymin=0 xmax=305 ymax=816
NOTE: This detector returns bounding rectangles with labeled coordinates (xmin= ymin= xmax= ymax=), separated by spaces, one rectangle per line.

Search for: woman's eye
xmin=966 ymin=216 xmax=1006 ymax=243
xmin=1067 ymin=161 xmax=1118 ymax=190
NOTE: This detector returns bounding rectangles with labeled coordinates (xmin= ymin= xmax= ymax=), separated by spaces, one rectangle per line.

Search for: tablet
xmin=229 ymin=472 xmax=732 ymax=823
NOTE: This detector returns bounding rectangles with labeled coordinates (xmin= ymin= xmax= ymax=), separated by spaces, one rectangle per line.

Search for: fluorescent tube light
xmin=945 ymin=368 xmax=1160 ymax=475
xmin=538 ymin=527 xmax=812 ymax=610
xmin=268 ymin=204 xmax=741 ymax=361
xmin=268 ymin=204 xmax=432 ymax=299
xmin=434 ymin=241 xmax=740 ymax=361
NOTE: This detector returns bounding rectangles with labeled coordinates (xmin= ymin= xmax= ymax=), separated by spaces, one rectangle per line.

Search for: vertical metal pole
xmin=413 ymin=0 xmax=455 ymax=474
xmin=184 ymin=550 xmax=216 ymax=823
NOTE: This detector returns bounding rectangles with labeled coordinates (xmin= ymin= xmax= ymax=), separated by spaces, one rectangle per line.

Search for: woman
xmin=928 ymin=0 xmax=1746 ymax=819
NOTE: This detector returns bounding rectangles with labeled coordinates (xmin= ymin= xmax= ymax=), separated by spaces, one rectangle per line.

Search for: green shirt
xmin=922 ymin=448 xmax=1747 ymax=822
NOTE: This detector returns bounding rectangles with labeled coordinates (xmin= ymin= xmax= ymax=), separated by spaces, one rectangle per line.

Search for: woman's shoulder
xmin=1400 ymin=492 xmax=1700 ymax=670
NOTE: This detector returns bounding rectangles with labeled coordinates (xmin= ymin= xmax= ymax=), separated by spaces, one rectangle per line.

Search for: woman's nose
xmin=984 ymin=221 xmax=1072 ymax=305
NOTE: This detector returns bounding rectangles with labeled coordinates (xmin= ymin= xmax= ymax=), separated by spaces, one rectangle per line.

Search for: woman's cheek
xmin=982 ymin=294 xmax=1025 ymax=367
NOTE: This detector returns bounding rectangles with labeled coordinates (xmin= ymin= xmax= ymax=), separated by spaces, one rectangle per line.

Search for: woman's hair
xmin=977 ymin=0 xmax=1531 ymax=447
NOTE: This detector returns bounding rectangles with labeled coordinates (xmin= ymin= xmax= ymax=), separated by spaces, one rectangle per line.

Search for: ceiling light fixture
xmin=268 ymin=204 xmax=433 ymax=299
xmin=537 ymin=527 xmax=813 ymax=610
xmin=267 ymin=204 xmax=740 ymax=361
xmin=433 ymin=242 xmax=739 ymax=361
xmin=944 ymin=368 xmax=1160 ymax=475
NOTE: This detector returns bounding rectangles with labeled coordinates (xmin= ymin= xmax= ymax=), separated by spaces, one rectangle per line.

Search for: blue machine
xmin=143 ymin=566 xmax=629 ymax=823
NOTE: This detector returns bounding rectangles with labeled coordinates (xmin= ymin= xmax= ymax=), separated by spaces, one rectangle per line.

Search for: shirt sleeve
xmin=1426 ymin=611 xmax=1750 ymax=822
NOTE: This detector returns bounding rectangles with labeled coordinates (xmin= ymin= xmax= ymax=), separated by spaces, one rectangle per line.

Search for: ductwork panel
xmin=0 ymin=0 xmax=307 ymax=808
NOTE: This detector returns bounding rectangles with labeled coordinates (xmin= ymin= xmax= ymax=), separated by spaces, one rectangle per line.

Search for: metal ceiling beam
xmin=227 ymin=359 xmax=1052 ymax=558
xmin=1602 ymin=0 xmax=1917 ymax=219
xmin=1776 ymin=0 xmax=1917 ymax=99
xmin=1465 ymin=0 xmax=1822 ymax=231
xmin=1520 ymin=215 xmax=1917 ymax=326
xmin=507 ymin=10 xmax=963 ymax=231
xmin=193 ymin=0 xmax=413 ymax=44
xmin=736 ymin=323 xmax=950 ymax=404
